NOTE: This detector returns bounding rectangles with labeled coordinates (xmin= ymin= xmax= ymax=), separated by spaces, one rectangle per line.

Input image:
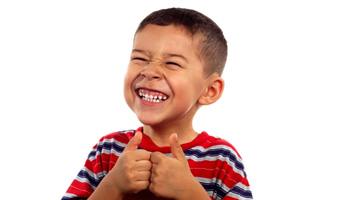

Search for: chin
xmin=136 ymin=114 xmax=164 ymax=127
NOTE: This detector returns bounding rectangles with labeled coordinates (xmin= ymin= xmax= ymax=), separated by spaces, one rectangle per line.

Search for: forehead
xmin=133 ymin=24 xmax=203 ymax=58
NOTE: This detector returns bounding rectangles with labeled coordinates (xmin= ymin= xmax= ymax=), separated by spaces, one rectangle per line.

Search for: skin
xmin=89 ymin=24 xmax=224 ymax=200
xmin=88 ymin=132 xmax=152 ymax=199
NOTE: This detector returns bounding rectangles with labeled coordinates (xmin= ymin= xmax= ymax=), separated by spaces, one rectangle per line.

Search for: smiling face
xmin=124 ymin=24 xmax=211 ymax=129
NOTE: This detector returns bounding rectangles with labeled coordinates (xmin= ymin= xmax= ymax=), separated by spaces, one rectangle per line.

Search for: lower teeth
xmin=142 ymin=97 xmax=161 ymax=102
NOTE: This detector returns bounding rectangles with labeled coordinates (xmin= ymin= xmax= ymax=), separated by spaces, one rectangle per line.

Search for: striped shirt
xmin=62 ymin=128 xmax=253 ymax=200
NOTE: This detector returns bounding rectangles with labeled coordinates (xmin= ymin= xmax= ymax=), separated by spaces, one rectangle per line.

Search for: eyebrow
xmin=132 ymin=49 xmax=188 ymax=63
xmin=132 ymin=49 xmax=150 ymax=55
xmin=164 ymin=53 xmax=188 ymax=63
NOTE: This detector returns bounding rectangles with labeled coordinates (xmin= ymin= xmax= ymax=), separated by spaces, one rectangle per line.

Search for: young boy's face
xmin=124 ymin=24 xmax=210 ymax=128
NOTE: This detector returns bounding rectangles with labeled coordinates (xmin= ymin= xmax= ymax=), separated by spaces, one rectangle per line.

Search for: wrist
xmin=87 ymin=176 xmax=123 ymax=200
xmin=177 ymin=179 xmax=210 ymax=200
xmin=99 ymin=174 xmax=124 ymax=198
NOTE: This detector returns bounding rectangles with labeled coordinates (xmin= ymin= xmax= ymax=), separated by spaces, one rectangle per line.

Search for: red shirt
xmin=62 ymin=128 xmax=252 ymax=200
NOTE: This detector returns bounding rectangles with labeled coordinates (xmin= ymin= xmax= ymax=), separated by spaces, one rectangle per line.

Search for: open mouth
xmin=136 ymin=88 xmax=169 ymax=103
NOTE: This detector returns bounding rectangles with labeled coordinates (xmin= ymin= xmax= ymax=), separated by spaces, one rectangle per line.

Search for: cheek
xmin=124 ymin=66 xmax=138 ymax=90
xmin=174 ymin=73 xmax=203 ymax=93
xmin=123 ymin=70 xmax=135 ymax=103
xmin=123 ymin=75 xmax=130 ymax=92
xmin=171 ymin=79 xmax=201 ymax=103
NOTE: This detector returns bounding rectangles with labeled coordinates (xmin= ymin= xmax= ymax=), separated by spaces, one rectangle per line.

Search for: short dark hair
xmin=136 ymin=8 xmax=227 ymax=75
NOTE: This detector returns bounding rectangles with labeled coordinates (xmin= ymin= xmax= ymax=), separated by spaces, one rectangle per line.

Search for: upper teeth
xmin=138 ymin=89 xmax=168 ymax=103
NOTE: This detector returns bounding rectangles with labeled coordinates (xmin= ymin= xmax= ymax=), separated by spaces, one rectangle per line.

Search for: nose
xmin=139 ymin=61 xmax=162 ymax=80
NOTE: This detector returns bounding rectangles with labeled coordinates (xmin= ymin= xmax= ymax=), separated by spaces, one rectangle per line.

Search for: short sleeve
xmin=223 ymin=178 xmax=253 ymax=200
xmin=61 ymin=141 xmax=106 ymax=200
xmin=219 ymin=146 xmax=253 ymax=200
xmin=191 ymin=135 xmax=253 ymax=200
xmin=61 ymin=131 xmax=132 ymax=200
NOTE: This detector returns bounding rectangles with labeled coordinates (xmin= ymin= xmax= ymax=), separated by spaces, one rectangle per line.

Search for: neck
xmin=142 ymin=103 xmax=200 ymax=147
xmin=143 ymin=122 xmax=197 ymax=147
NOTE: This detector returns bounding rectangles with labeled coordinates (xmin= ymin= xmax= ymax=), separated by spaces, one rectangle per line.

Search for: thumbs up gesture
xmin=149 ymin=133 xmax=199 ymax=199
xmin=106 ymin=131 xmax=152 ymax=194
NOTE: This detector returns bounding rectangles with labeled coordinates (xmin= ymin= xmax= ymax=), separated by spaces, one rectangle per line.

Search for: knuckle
xmin=126 ymin=171 xmax=135 ymax=180
xmin=145 ymin=161 xmax=152 ymax=169
xmin=151 ymin=152 xmax=157 ymax=159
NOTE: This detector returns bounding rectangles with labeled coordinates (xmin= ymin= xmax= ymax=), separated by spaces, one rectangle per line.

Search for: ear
xmin=198 ymin=73 xmax=224 ymax=105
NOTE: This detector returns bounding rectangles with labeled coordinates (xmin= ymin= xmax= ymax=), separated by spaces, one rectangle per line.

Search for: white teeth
xmin=137 ymin=88 xmax=168 ymax=103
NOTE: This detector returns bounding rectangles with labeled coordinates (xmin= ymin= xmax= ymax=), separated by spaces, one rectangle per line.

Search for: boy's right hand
xmin=105 ymin=131 xmax=152 ymax=195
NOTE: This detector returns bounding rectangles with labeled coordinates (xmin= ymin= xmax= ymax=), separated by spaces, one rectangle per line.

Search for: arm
xmin=88 ymin=131 xmax=151 ymax=199
xmin=88 ymin=175 xmax=123 ymax=200
xmin=62 ymin=131 xmax=151 ymax=200
xmin=175 ymin=178 xmax=211 ymax=200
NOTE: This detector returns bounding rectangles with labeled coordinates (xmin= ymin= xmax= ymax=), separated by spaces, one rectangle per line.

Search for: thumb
xmin=124 ymin=131 xmax=142 ymax=152
xmin=169 ymin=133 xmax=186 ymax=161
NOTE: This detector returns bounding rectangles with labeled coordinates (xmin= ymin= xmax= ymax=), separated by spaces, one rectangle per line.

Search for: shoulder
xmin=90 ymin=129 xmax=137 ymax=155
xmin=97 ymin=129 xmax=136 ymax=143
xmin=189 ymin=132 xmax=246 ymax=173
xmin=188 ymin=132 xmax=251 ymax=196
xmin=197 ymin=132 xmax=243 ymax=158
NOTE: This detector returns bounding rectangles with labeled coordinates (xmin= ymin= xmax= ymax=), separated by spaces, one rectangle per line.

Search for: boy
xmin=62 ymin=8 xmax=252 ymax=200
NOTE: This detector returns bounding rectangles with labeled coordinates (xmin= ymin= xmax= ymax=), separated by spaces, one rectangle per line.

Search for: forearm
xmin=88 ymin=176 xmax=123 ymax=200
xmin=177 ymin=179 xmax=211 ymax=200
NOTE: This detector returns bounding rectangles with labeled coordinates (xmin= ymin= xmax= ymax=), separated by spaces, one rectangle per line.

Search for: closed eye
xmin=131 ymin=57 xmax=148 ymax=61
xmin=131 ymin=57 xmax=149 ymax=65
xmin=166 ymin=61 xmax=182 ymax=68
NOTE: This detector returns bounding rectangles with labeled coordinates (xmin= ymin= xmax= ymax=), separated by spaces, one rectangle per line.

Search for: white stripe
xmin=88 ymin=138 xmax=126 ymax=161
xmin=191 ymin=144 xmax=243 ymax=165
xmin=235 ymin=182 xmax=251 ymax=191
xmin=63 ymin=193 xmax=76 ymax=198
xmin=162 ymin=145 xmax=246 ymax=178
xmin=101 ymin=147 xmax=123 ymax=157
xmin=227 ymin=192 xmax=253 ymax=200
xmin=197 ymin=176 xmax=231 ymax=193
xmin=75 ymin=176 xmax=96 ymax=189
xmin=186 ymin=155 xmax=245 ymax=178
xmin=75 ymin=167 xmax=106 ymax=190
xmin=196 ymin=177 xmax=218 ymax=199
xmin=197 ymin=177 xmax=252 ymax=200
xmin=82 ymin=166 xmax=105 ymax=180
xmin=227 ymin=182 xmax=253 ymax=200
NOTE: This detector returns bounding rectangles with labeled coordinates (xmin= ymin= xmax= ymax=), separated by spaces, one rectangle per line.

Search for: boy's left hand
xmin=149 ymin=134 xmax=207 ymax=199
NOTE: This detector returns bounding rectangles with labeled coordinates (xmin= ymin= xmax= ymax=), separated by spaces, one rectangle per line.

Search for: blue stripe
xmin=231 ymin=186 xmax=253 ymax=198
xmin=200 ymin=181 xmax=228 ymax=199
xmin=77 ymin=169 xmax=101 ymax=187
xmin=61 ymin=197 xmax=85 ymax=200
xmin=88 ymin=150 xmax=96 ymax=158
xmin=201 ymin=181 xmax=253 ymax=199
xmin=110 ymin=141 xmax=125 ymax=153
xmin=89 ymin=139 xmax=126 ymax=159
xmin=88 ymin=130 xmax=132 ymax=159
xmin=185 ymin=148 xmax=245 ymax=171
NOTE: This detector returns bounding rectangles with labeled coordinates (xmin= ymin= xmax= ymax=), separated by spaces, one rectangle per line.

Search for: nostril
xmin=152 ymin=75 xmax=160 ymax=79
xmin=140 ymin=70 xmax=162 ymax=80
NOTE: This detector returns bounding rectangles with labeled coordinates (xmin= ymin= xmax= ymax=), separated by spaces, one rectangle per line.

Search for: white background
xmin=0 ymin=0 xmax=353 ymax=199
